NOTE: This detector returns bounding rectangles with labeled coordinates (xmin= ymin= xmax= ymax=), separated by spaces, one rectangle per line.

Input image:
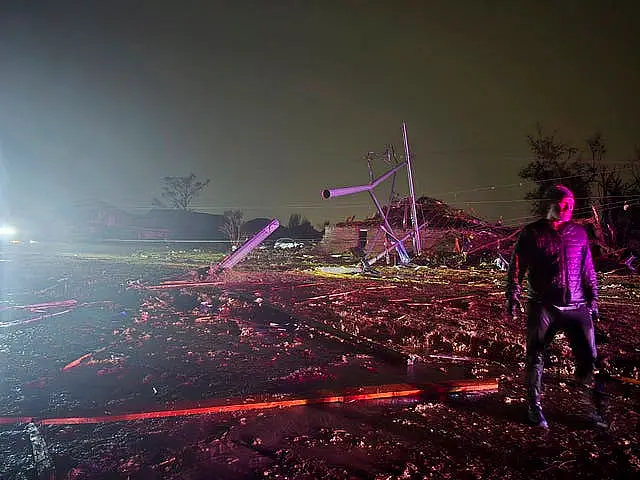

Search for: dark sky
xmin=1 ymin=1 xmax=639 ymax=226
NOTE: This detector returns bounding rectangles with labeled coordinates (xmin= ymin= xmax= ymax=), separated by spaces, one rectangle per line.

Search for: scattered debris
xmin=0 ymin=246 xmax=638 ymax=478
xmin=27 ymin=422 xmax=54 ymax=478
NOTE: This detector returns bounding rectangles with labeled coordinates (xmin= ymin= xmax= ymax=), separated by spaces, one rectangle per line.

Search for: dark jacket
xmin=506 ymin=219 xmax=598 ymax=306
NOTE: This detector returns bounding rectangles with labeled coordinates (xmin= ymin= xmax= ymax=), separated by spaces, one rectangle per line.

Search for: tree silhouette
xmin=519 ymin=125 xmax=595 ymax=217
xmin=287 ymin=213 xmax=321 ymax=239
xmin=154 ymin=174 xmax=210 ymax=210
xmin=287 ymin=213 xmax=302 ymax=231
xmin=220 ymin=210 xmax=244 ymax=248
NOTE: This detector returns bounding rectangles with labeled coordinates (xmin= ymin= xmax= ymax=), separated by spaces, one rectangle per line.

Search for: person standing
xmin=506 ymin=184 xmax=606 ymax=429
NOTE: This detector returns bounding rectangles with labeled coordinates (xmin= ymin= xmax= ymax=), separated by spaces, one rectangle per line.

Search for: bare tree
xmin=220 ymin=210 xmax=244 ymax=248
xmin=628 ymin=147 xmax=640 ymax=192
xmin=588 ymin=133 xmax=625 ymax=199
xmin=154 ymin=174 xmax=210 ymax=210
xmin=519 ymin=125 xmax=595 ymax=217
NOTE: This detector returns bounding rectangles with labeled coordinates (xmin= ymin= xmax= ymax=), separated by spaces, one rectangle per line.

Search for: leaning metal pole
xmin=322 ymin=159 xmax=410 ymax=263
xmin=210 ymin=219 xmax=280 ymax=274
xmin=322 ymin=124 xmax=422 ymax=266
xmin=368 ymin=222 xmax=428 ymax=267
xmin=321 ymin=161 xmax=406 ymax=200
xmin=368 ymin=190 xmax=410 ymax=264
xmin=403 ymin=122 xmax=421 ymax=253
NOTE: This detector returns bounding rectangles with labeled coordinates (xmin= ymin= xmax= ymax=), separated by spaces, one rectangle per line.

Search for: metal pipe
xmin=321 ymin=161 xmax=406 ymax=199
xmin=212 ymin=218 xmax=280 ymax=272
xmin=367 ymin=222 xmax=428 ymax=267
xmin=403 ymin=122 xmax=421 ymax=253
xmin=369 ymin=191 xmax=410 ymax=263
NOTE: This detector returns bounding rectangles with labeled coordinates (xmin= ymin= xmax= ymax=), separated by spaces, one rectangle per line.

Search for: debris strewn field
xmin=1 ymin=243 xmax=639 ymax=479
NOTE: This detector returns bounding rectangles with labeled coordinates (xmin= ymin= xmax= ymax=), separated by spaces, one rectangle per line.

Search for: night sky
xmin=1 ymin=1 xmax=639 ymax=227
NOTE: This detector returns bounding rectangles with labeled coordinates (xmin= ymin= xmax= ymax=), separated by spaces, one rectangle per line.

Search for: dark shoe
xmin=527 ymin=405 xmax=549 ymax=429
xmin=585 ymin=411 xmax=608 ymax=429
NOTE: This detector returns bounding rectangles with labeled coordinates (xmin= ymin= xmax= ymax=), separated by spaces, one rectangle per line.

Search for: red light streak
xmin=0 ymin=379 xmax=498 ymax=426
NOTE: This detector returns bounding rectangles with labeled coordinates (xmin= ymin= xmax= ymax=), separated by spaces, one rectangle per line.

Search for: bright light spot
xmin=0 ymin=225 xmax=17 ymax=236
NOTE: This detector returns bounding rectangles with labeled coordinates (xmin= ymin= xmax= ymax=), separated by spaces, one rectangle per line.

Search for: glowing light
xmin=0 ymin=379 xmax=499 ymax=425
xmin=0 ymin=225 xmax=17 ymax=236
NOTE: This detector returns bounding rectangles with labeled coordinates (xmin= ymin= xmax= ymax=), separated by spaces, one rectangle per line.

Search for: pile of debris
xmin=319 ymin=196 xmax=519 ymax=269
xmin=376 ymin=196 xmax=487 ymax=230
xmin=320 ymin=194 xmax=640 ymax=273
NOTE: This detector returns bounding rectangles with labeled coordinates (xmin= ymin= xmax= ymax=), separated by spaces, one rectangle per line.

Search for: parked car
xmin=274 ymin=237 xmax=304 ymax=249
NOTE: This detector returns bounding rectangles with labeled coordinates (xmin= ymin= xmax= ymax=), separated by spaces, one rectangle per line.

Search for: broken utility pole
xmin=322 ymin=122 xmax=422 ymax=268
xmin=209 ymin=218 xmax=280 ymax=276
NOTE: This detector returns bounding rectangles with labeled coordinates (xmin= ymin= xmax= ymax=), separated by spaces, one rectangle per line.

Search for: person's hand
xmin=506 ymin=297 xmax=523 ymax=319
xmin=589 ymin=301 xmax=600 ymax=323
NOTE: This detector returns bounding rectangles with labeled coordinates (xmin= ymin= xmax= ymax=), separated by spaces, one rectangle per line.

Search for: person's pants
xmin=525 ymin=302 xmax=602 ymax=411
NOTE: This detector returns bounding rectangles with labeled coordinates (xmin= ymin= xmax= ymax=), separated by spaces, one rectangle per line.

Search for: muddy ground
xmin=0 ymin=243 xmax=639 ymax=479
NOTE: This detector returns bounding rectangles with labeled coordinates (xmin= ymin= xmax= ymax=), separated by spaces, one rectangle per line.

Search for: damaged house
xmin=316 ymin=196 xmax=518 ymax=265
